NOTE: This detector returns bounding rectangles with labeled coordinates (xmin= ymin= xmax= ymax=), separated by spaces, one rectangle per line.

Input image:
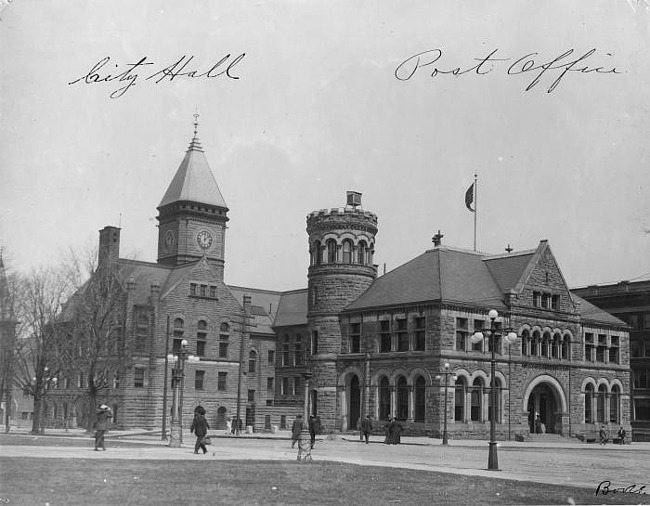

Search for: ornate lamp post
xmin=168 ymin=339 xmax=198 ymax=448
xmin=470 ymin=309 xmax=518 ymax=471
xmin=435 ymin=363 xmax=456 ymax=446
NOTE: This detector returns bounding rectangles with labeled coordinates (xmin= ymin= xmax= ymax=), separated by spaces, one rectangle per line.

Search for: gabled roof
xmin=345 ymin=247 xmax=506 ymax=311
xmin=227 ymin=286 xmax=284 ymax=335
xmin=273 ymin=289 xmax=309 ymax=327
xmin=570 ymin=293 xmax=627 ymax=326
xmin=158 ymin=133 xmax=228 ymax=209
xmin=483 ymin=249 xmax=536 ymax=293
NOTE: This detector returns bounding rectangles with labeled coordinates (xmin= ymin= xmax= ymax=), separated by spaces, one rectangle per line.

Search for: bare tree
xmin=12 ymin=266 xmax=71 ymax=434
xmin=59 ymin=253 xmax=133 ymax=431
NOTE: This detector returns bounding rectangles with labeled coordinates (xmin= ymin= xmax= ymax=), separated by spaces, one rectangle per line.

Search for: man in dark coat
xmin=94 ymin=404 xmax=113 ymax=451
xmin=190 ymin=405 xmax=210 ymax=454
xmin=291 ymin=414 xmax=303 ymax=448
xmin=308 ymin=415 xmax=319 ymax=449
xmin=360 ymin=415 xmax=373 ymax=444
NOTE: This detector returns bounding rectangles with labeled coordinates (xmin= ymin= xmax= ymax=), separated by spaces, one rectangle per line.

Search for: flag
xmin=465 ymin=183 xmax=475 ymax=212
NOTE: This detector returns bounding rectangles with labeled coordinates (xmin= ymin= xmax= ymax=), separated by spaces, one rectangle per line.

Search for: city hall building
xmin=42 ymin=123 xmax=631 ymax=440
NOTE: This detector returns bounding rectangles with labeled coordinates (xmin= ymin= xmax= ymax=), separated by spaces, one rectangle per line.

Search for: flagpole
xmin=473 ymin=173 xmax=478 ymax=251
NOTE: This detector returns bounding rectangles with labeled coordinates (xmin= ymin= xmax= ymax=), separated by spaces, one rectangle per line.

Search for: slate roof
xmin=345 ymin=247 xmax=506 ymax=311
xmin=273 ymin=289 xmax=309 ymax=327
xmin=158 ymin=134 xmax=228 ymax=209
xmin=570 ymin=293 xmax=627 ymax=326
xmin=228 ymin=286 xmax=284 ymax=335
xmin=483 ymin=249 xmax=536 ymax=293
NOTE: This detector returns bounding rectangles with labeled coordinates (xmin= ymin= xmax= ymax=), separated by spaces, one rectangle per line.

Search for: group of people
xmin=600 ymin=425 xmax=627 ymax=445
xmin=290 ymin=414 xmax=323 ymax=461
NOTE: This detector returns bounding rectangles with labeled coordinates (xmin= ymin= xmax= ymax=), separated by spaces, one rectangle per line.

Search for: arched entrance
xmin=525 ymin=380 xmax=565 ymax=435
xmin=348 ymin=375 xmax=361 ymax=430
xmin=215 ymin=406 xmax=227 ymax=430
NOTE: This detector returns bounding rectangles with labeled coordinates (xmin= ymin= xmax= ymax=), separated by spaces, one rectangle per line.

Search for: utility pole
xmin=235 ymin=295 xmax=251 ymax=435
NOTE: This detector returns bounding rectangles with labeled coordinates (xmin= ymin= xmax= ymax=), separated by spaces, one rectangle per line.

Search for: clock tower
xmin=156 ymin=116 xmax=229 ymax=279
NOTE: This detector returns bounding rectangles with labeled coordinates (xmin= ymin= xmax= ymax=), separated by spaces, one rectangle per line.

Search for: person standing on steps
xmin=94 ymin=404 xmax=113 ymax=451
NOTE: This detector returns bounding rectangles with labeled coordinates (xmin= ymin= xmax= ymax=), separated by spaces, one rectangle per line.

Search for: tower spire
xmin=188 ymin=109 xmax=204 ymax=153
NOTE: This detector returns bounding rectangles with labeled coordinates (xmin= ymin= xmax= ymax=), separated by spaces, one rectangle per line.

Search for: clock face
xmin=164 ymin=230 xmax=175 ymax=250
xmin=196 ymin=230 xmax=213 ymax=249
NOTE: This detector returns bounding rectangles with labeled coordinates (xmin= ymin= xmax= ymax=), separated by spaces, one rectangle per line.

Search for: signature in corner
xmin=394 ymin=48 xmax=620 ymax=93
xmin=595 ymin=480 xmax=647 ymax=496
xmin=68 ymin=54 xmax=246 ymax=99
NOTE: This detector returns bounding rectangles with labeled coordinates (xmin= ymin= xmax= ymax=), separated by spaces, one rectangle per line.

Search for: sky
xmin=1 ymin=0 xmax=649 ymax=292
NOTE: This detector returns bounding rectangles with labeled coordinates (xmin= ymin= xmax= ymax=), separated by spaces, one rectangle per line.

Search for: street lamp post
xmin=470 ymin=309 xmax=518 ymax=471
xmin=168 ymin=339 xmax=190 ymax=448
xmin=435 ymin=363 xmax=456 ymax=446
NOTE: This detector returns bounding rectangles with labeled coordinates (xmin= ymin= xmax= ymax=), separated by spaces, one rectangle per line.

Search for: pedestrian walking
xmin=384 ymin=416 xmax=393 ymax=444
xmin=617 ymin=426 xmax=626 ymax=445
xmin=226 ymin=416 xmax=232 ymax=436
xmin=94 ymin=404 xmax=113 ymax=451
xmin=360 ymin=415 xmax=373 ymax=444
xmin=599 ymin=425 xmax=608 ymax=445
xmin=291 ymin=414 xmax=303 ymax=448
xmin=190 ymin=405 xmax=210 ymax=454
xmin=392 ymin=418 xmax=403 ymax=445
xmin=308 ymin=415 xmax=319 ymax=449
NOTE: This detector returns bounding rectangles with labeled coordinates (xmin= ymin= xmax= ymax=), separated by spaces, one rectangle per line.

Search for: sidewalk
xmin=6 ymin=425 xmax=648 ymax=451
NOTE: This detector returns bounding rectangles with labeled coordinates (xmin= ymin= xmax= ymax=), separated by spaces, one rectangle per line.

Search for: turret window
xmin=342 ymin=240 xmax=353 ymax=264
xmin=326 ymin=239 xmax=337 ymax=263
xmin=357 ymin=241 xmax=367 ymax=265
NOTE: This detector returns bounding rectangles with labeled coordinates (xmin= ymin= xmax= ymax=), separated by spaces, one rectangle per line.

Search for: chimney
xmin=98 ymin=226 xmax=121 ymax=265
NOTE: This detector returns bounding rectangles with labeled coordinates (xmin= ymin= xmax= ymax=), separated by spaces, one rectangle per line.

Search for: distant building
xmin=44 ymin=121 xmax=632 ymax=441
xmin=573 ymin=279 xmax=650 ymax=441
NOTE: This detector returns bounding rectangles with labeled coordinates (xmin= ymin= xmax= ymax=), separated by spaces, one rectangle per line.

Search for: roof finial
xmin=193 ymin=108 xmax=200 ymax=137
xmin=432 ymin=230 xmax=444 ymax=247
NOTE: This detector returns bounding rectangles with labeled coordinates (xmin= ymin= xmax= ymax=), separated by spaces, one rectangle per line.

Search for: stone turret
xmin=305 ymin=192 xmax=378 ymax=428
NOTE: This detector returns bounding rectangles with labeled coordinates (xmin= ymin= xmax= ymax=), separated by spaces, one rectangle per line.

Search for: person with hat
xmin=291 ymin=414 xmax=303 ymax=449
xmin=190 ymin=405 xmax=210 ymax=454
xmin=94 ymin=404 xmax=113 ymax=451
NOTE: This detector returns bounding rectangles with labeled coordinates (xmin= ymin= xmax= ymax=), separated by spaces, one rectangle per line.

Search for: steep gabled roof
xmin=483 ymin=249 xmax=536 ymax=293
xmin=273 ymin=289 xmax=308 ymax=327
xmin=158 ymin=130 xmax=228 ymax=209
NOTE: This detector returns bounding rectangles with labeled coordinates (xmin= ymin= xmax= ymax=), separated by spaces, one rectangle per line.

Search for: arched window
xmin=597 ymin=384 xmax=607 ymax=423
xmin=454 ymin=377 xmax=466 ymax=422
xmin=471 ymin=378 xmax=483 ymax=422
xmin=326 ymin=239 xmax=337 ymax=263
xmin=551 ymin=333 xmax=560 ymax=359
xmin=522 ymin=329 xmax=530 ymax=356
xmin=584 ymin=383 xmax=594 ymax=423
xmin=248 ymin=350 xmax=257 ymax=373
xmin=541 ymin=332 xmax=550 ymax=358
xmin=342 ymin=239 xmax=353 ymax=264
xmin=488 ymin=378 xmax=502 ymax=423
xmin=379 ymin=377 xmax=391 ymax=421
xmin=531 ymin=331 xmax=540 ymax=356
xmin=610 ymin=385 xmax=620 ymax=424
xmin=561 ymin=335 xmax=570 ymax=360
xmin=313 ymin=241 xmax=322 ymax=265
xmin=396 ymin=376 xmax=409 ymax=420
xmin=414 ymin=376 xmax=426 ymax=423
xmin=357 ymin=240 xmax=367 ymax=265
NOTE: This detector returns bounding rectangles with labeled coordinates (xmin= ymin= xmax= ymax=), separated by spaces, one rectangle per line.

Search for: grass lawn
xmin=1 ymin=458 xmax=648 ymax=506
